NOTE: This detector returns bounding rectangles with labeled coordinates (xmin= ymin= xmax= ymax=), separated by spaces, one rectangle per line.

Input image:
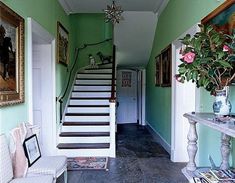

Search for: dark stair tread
xmin=85 ymin=68 xmax=112 ymax=70
xmin=65 ymin=113 xmax=109 ymax=116
xmin=77 ymin=72 xmax=112 ymax=75
xmin=57 ymin=143 xmax=110 ymax=149
xmin=63 ymin=122 xmax=110 ymax=126
xmin=68 ymin=105 xmax=109 ymax=107
xmin=72 ymin=90 xmax=113 ymax=93
xmin=76 ymin=78 xmax=113 ymax=80
xmin=74 ymin=84 xmax=115 ymax=86
xmin=59 ymin=132 xmax=110 ymax=137
xmin=70 ymin=97 xmax=111 ymax=100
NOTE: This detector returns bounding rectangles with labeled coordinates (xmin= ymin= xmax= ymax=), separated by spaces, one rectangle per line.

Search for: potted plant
xmin=176 ymin=24 xmax=235 ymax=116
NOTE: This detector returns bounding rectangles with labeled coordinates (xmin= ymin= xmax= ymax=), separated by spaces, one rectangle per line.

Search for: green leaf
xmin=178 ymin=67 xmax=187 ymax=74
xmin=218 ymin=61 xmax=232 ymax=68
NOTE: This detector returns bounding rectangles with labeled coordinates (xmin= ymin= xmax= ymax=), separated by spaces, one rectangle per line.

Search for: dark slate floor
xmin=57 ymin=124 xmax=188 ymax=183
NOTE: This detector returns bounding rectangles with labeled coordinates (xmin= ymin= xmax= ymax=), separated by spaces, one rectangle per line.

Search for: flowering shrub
xmin=176 ymin=24 xmax=235 ymax=94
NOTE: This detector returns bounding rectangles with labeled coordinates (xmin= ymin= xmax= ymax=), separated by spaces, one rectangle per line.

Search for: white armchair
xmin=0 ymin=134 xmax=53 ymax=183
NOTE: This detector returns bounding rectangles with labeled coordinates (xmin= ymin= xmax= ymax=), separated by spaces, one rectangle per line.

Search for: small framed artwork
xmin=23 ymin=134 xmax=41 ymax=167
xmin=155 ymin=54 xmax=162 ymax=86
xmin=0 ymin=2 xmax=25 ymax=106
xmin=161 ymin=44 xmax=172 ymax=87
xmin=201 ymin=1 xmax=235 ymax=35
xmin=57 ymin=21 xmax=69 ymax=66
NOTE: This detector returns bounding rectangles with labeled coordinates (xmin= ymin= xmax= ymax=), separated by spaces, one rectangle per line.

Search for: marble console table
xmin=182 ymin=112 xmax=235 ymax=180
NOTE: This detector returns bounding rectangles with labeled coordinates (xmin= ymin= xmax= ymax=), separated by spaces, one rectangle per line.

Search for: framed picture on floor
xmin=161 ymin=44 xmax=172 ymax=87
xmin=23 ymin=134 xmax=41 ymax=167
xmin=0 ymin=2 xmax=25 ymax=106
xmin=155 ymin=54 xmax=162 ymax=86
xmin=57 ymin=21 xmax=69 ymax=66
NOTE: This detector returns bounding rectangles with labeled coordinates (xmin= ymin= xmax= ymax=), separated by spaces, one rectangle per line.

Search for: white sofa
xmin=0 ymin=134 xmax=53 ymax=183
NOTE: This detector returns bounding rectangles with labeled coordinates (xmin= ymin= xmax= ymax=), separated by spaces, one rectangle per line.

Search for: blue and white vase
xmin=213 ymin=86 xmax=231 ymax=116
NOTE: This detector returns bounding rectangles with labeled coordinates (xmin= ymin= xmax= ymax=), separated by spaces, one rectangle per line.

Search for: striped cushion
xmin=0 ymin=134 xmax=13 ymax=183
xmin=28 ymin=156 xmax=67 ymax=178
xmin=10 ymin=175 xmax=53 ymax=183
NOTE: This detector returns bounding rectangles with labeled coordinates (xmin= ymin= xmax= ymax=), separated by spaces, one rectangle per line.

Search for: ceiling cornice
xmin=58 ymin=0 xmax=72 ymax=15
xmin=154 ymin=0 xmax=169 ymax=17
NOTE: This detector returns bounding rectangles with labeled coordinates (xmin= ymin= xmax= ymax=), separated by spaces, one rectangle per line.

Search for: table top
xmin=184 ymin=112 xmax=235 ymax=138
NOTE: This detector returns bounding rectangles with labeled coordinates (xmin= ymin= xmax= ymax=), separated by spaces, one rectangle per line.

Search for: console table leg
xmin=220 ymin=133 xmax=231 ymax=170
xmin=186 ymin=120 xmax=198 ymax=172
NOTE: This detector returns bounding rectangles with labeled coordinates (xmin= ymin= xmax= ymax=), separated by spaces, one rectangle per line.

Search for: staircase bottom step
xmin=57 ymin=143 xmax=110 ymax=149
xmin=57 ymin=148 xmax=111 ymax=157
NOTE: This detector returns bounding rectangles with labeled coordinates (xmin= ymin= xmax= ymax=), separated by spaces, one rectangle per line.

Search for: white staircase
xmin=57 ymin=63 xmax=116 ymax=157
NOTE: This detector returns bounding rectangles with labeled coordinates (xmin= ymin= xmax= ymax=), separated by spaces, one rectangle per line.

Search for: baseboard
xmin=146 ymin=121 xmax=171 ymax=154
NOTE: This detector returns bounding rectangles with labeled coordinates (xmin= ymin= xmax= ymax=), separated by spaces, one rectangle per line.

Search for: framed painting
xmin=155 ymin=54 xmax=162 ymax=86
xmin=161 ymin=44 xmax=172 ymax=87
xmin=0 ymin=2 xmax=25 ymax=107
xmin=23 ymin=134 xmax=41 ymax=167
xmin=57 ymin=21 xmax=69 ymax=66
xmin=201 ymin=0 xmax=235 ymax=35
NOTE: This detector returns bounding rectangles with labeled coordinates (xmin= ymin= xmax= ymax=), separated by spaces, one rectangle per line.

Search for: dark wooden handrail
xmin=110 ymin=45 xmax=116 ymax=102
xmin=57 ymin=38 xmax=112 ymax=122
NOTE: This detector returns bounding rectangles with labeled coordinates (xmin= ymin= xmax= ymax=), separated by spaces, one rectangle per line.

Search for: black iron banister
xmin=57 ymin=38 xmax=112 ymax=122
xmin=110 ymin=45 xmax=116 ymax=102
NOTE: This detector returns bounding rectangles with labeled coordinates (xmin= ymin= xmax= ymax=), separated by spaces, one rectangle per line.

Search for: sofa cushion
xmin=10 ymin=175 xmax=53 ymax=183
xmin=27 ymin=156 xmax=67 ymax=178
xmin=0 ymin=134 xmax=13 ymax=183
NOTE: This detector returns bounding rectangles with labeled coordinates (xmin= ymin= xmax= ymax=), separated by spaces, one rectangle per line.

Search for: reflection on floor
xmin=57 ymin=124 xmax=187 ymax=183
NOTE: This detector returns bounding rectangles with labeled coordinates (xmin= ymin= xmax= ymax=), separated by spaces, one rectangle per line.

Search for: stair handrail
xmin=110 ymin=45 xmax=116 ymax=102
xmin=56 ymin=38 xmax=113 ymax=122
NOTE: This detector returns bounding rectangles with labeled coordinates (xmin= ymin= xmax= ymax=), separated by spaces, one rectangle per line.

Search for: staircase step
xmin=60 ymin=132 xmax=110 ymax=137
xmin=77 ymin=78 xmax=112 ymax=80
xmin=67 ymin=105 xmax=109 ymax=113
xmin=77 ymin=72 xmax=112 ymax=75
xmin=83 ymin=68 xmax=112 ymax=73
xmin=74 ymin=85 xmax=113 ymax=91
xmin=63 ymin=122 xmax=110 ymax=126
xmin=68 ymin=105 xmax=109 ymax=107
xmin=85 ymin=67 xmax=112 ymax=70
xmin=77 ymin=73 xmax=112 ymax=79
xmin=65 ymin=113 xmax=109 ymax=116
xmin=70 ymin=97 xmax=110 ymax=100
xmin=71 ymin=91 xmax=112 ymax=98
xmin=69 ymin=98 xmax=110 ymax=105
xmin=75 ymin=79 xmax=112 ymax=85
xmin=61 ymin=123 xmax=110 ymax=132
xmin=57 ymin=143 xmax=110 ymax=149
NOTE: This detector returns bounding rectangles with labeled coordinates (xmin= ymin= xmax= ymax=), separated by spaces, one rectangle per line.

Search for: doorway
xmin=116 ymin=69 xmax=145 ymax=125
xmin=27 ymin=18 xmax=56 ymax=156
xmin=171 ymin=23 xmax=200 ymax=162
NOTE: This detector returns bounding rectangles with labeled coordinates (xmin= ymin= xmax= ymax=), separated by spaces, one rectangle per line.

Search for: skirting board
xmin=146 ymin=121 xmax=171 ymax=154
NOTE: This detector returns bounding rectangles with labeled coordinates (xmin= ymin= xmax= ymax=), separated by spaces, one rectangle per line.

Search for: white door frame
xmin=27 ymin=18 xmax=56 ymax=155
xmin=171 ymin=23 xmax=200 ymax=162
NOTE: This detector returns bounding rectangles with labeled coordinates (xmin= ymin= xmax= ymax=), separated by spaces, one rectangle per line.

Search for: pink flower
xmin=183 ymin=52 xmax=195 ymax=63
xmin=223 ymin=45 xmax=230 ymax=52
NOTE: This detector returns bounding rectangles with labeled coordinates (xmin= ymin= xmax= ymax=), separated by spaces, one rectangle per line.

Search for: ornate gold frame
xmin=0 ymin=2 xmax=24 ymax=106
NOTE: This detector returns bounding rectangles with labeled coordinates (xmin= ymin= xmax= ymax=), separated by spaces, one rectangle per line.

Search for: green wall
xmin=146 ymin=0 xmax=227 ymax=166
xmin=0 ymin=0 xmax=71 ymax=134
xmin=0 ymin=1 xmax=113 ymax=135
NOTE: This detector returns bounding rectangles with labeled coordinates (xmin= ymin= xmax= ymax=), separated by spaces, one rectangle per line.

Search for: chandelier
xmin=104 ymin=1 xmax=124 ymax=24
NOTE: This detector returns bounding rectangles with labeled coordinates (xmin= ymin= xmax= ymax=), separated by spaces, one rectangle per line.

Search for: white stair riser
xmin=58 ymin=136 xmax=110 ymax=143
xmin=71 ymin=92 xmax=111 ymax=98
xmin=76 ymin=80 xmax=112 ymax=85
xmin=67 ymin=107 xmax=109 ymax=113
xmin=61 ymin=125 xmax=110 ymax=132
xmin=77 ymin=74 xmax=112 ymax=79
xmin=83 ymin=69 xmax=112 ymax=73
xmin=65 ymin=116 xmax=109 ymax=122
xmin=70 ymin=99 xmax=109 ymax=105
xmin=57 ymin=149 xmax=110 ymax=157
xmin=74 ymin=86 xmax=112 ymax=91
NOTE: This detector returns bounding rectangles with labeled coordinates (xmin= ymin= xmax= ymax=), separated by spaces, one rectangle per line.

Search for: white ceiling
xmin=59 ymin=0 xmax=166 ymax=14
xmin=58 ymin=0 xmax=168 ymax=67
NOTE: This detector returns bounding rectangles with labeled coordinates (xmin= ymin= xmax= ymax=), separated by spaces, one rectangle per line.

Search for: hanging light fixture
xmin=104 ymin=1 xmax=124 ymax=24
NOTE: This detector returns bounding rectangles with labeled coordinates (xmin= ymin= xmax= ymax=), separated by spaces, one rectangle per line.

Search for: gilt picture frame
xmin=57 ymin=21 xmax=69 ymax=66
xmin=0 ymin=2 xmax=25 ymax=107
xmin=201 ymin=0 xmax=235 ymax=35
xmin=155 ymin=54 xmax=162 ymax=86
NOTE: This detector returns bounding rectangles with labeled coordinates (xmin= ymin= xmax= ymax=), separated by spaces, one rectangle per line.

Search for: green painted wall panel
xmin=146 ymin=0 xmax=225 ymax=165
xmin=0 ymin=0 xmax=71 ymax=134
